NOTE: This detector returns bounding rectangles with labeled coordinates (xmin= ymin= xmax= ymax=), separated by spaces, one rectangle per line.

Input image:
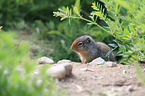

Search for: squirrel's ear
xmin=86 ymin=38 xmax=91 ymax=43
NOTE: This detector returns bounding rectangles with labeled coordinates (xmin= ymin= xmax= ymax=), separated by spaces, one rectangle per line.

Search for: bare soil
xmin=55 ymin=62 xmax=145 ymax=96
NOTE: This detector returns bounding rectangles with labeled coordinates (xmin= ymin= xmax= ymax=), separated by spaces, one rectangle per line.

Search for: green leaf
xmin=91 ymin=2 xmax=99 ymax=11
xmin=66 ymin=7 xmax=70 ymax=16
xmin=109 ymin=44 xmax=117 ymax=47
xmin=107 ymin=11 xmax=116 ymax=20
xmin=73 ymin=0 xmax=80 ymax=16
xmin=91 ymin=11 xmax=105 ymax=20
xmin=73 ymin=7 xmax=80 ymax=16
xmin=74 ymin=0 xmax=80 ymax=10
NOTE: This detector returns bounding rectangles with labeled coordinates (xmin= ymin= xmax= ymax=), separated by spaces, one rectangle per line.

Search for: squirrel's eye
xmin=78 ymin=42 xmax=83 ymax=46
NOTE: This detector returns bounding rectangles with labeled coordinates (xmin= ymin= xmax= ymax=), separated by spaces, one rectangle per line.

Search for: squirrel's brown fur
xmin=70 ymin=35 xmax=115 ymax=64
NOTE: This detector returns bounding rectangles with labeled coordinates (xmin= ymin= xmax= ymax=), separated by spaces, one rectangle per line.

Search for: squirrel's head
xmin=70 ymin=35 xmax=96 ymax=52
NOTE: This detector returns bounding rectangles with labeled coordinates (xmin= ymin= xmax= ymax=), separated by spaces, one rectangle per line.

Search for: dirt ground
xmin=54 ymin=62 xmax=145 ymax=96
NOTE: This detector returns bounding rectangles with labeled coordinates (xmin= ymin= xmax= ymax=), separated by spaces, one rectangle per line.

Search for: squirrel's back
xmin=96 ymin=42 xmax=115 ymax=61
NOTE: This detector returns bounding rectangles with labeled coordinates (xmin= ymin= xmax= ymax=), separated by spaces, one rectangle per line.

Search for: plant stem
xmin=68 ymin=16 xmax=115 ymax=37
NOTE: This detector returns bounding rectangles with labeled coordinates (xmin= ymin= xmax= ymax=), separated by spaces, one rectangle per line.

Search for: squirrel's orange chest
xmin=78 ymin=51 xmax=88 ymax=63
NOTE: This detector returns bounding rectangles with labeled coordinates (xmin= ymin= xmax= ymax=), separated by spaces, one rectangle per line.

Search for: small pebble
xmin=99 ymin=77 xmax=104 ymax=79
xmin=130 ymin=76 xmax=133 ymax=79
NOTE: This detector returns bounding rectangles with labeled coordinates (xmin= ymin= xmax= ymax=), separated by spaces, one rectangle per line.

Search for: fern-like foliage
xmin=90 ymin=2 xmax=106 ymax=21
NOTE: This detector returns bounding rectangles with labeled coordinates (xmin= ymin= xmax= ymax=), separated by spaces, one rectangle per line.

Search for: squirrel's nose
xmin=70 ymin=45 xmax=73 ymax=50
xmin=70 ymin=44 xmax=75 ymax=50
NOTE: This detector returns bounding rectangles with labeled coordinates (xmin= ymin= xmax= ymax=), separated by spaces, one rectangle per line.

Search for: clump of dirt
xmin=54 ymin=62 xmax=145 ymax=96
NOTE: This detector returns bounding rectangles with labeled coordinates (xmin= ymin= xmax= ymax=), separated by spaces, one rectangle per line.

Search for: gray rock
xmin=104 ymin=61 xmax=117 ymax=67
xmin=89 ymin=57 xmax=105 ymax=65
xmin=37 ymin=57 xmax=54 ymax=64
xmin=57 ymin=59 xmax=71 ymax=64
xmin=46 ymin=63 xmax=73 ymax=79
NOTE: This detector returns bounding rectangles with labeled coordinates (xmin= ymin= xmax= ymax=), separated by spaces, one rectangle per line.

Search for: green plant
xmin=0 ymin=32 xmax=59 ymax=96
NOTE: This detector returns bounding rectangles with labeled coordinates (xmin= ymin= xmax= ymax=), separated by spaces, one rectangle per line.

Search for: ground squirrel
xmin=70 ymin=35 xmax=115 ymax=64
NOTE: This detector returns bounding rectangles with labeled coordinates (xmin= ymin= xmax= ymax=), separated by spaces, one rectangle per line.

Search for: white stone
xmin=89 ymin=57 xmax=106 ymax=65
xmin=104 ymin=61 xmax=117 ymax=67
xmin=47 ymin=65 xmax=66 ymax=79
xmin=99 ymin=77 xmax=104 ymax=79
xmin=37 ymin=57 xmax=54 ymax=64
xmin=46 ymin=63 xmax=73 ymax=79
xmin=57 ymin=59 xmax=71 ymax=64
